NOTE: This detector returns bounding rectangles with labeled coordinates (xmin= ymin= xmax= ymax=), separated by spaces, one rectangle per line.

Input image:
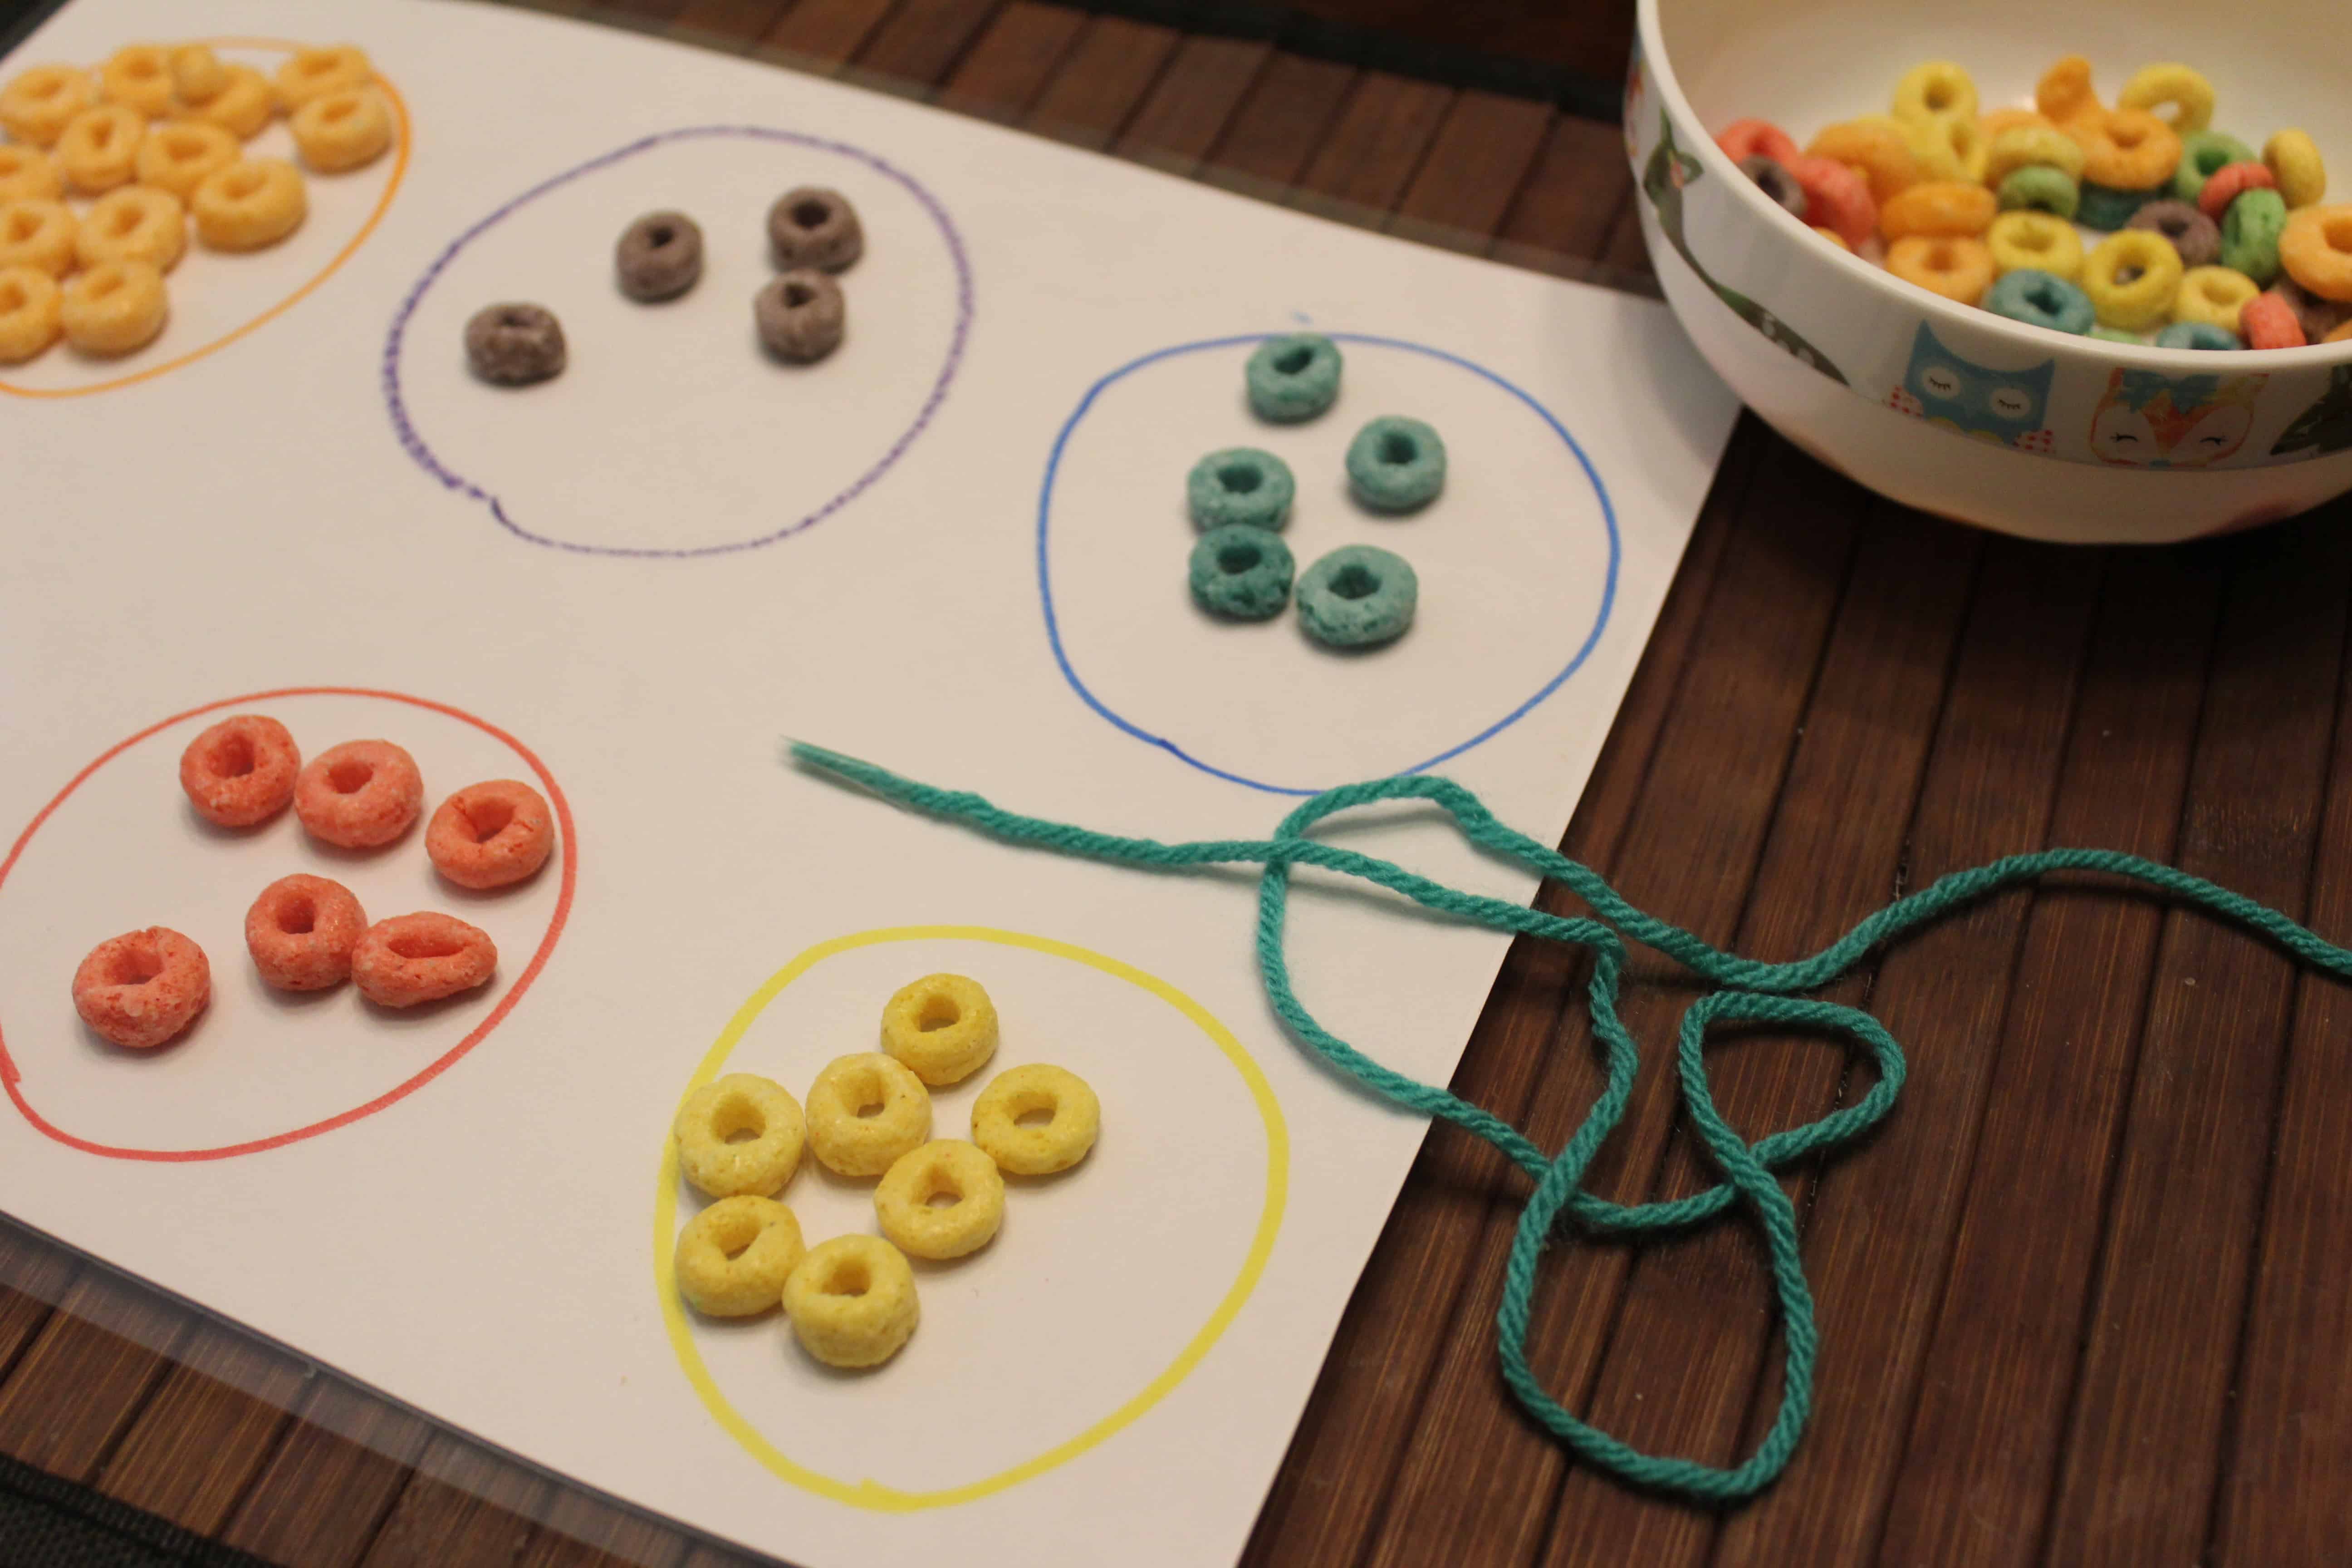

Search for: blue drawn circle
xmin=381 ymin=126 xmax=974 ymax=560
xmin=1037 ymin=333 xmax=1620 ymax=795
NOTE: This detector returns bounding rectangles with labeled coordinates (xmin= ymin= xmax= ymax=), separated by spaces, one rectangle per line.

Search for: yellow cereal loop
xmin=134 ymin=120 xmax=238 ymax=200
xmin=1 ymin=64 xmax=94 ymax=147
xmin=291 ymin=88 xmax=392 ymax=173
xmin=2116 ymin=63 xmax=2214 ymax=135
xmin=2169 ymin=266 xmax=2259 ymax=335
xmin=874 ymin=1140 xmax=1006 ymax=1260
xmin=2083 ymin=230 xmax=2185 ymax=329
xmin=1886 ymin=235 xmax=1995 ymax=306
xmin=60 ymin=260 xmax=167 ymax=356
xmin=184 ymin=65 xmax=272 ymax=139
xmin=99 ymin=44 xmax=176 ymax=117
xmin=1984 ymin=123 xmax=2086 ymax=186
xmin=1892 ymin=61 xmax=1977 ymax=127
xmin=784 ymin=1236 xmax=919 ymax=1369
xmin=673 ymin=1072 xmax=805 ymax=1199
xmin=76 ymin=186 xmax=185 ymax=273
xmin=0 ymin=199 xmax=77 ymax=277
xmin=1881 ymin=181 xmax=1996 ymax=242
xmin=806 ymin=1053 xmax=932 ymax=1176
xmin=0 ymin=146 xmax=62 ymax=204
xmin=191 ymin=158 xmax=306 ymax=251
xmin=0 ymin=266 xmax=63 ymax=364
xmin=275 ymin=46 xmax=372 ymax=110
xmin=1986 ymin=210 xmax=2085 ymax=280
xmin=56 ymin=104 xmax=147 ymax=195
xmin=971 ymin=1063 xmax=1101 ymax=1176
xmin=169 ymin=44 xmax=228 ymax=104
xmin=1888 ymin=113 xmax=1984 ymax=183
xmin=879 ymin=972 xmax=1000 ymax=1087
xmin=673 ymin=1195 xmax=805 ymax=1317
xmin=2265 ymin=129 xmax=2326 ymax=210
xmin=2035 ymin=55 xmax=2103 ymax=128
xmin=1807 ymin=118 xmax=1921 ymax=205
xmin=1978 ymin=108 xmax=2056 ymax=144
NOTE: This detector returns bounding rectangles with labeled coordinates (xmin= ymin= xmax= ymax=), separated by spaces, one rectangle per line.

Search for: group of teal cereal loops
xmin=789 ymin=741 xmax=2352 ymax=1504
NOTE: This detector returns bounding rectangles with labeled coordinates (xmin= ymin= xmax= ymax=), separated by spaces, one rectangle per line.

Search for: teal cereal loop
xmin=1345 ymin=415 xmax=1447 ymax=512
xmin=2221 ymin=187 xmax=2288 ymax=284
xmin=2078 ymin=181 xmax=2155 ymax=231
xmin=1297 ymin=544 xmax=1417 ymax=648
xmin=2155 ymin=320 xmax=2237 ymax=349
xmin=1998 ymin=165 xmax=2079 ymax=220
xmin=1984 ymin=269 xmax=2095 ymax=335
xmin=1187 ymin=447 xmax=1294 ymax=532
xmin=2171 ymin=130 xmax=2258 ymax=203
xmin=1189 ymin=524 xmax=1295 ymax=621
xmin=1246 ymin=332 xmax=1343 ymax=422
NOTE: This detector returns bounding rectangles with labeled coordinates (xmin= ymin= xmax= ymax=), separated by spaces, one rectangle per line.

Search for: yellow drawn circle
xmin=652 ymin=925 xmax=1289 ymax=1512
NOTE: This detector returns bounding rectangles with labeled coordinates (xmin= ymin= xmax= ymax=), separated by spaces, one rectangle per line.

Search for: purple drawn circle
xmin=380 ymin=125 xmax=974 ymax=559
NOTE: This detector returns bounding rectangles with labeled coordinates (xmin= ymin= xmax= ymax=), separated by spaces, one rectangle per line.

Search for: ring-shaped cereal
xmin=2197 ymin=162 xmax=2277 ymax=225
xmin=426 ymin=779 xmax=556 ymax=889
xmin=874 ymin=1140 xmax=1006 ymax=1259
xmin=2170 ymin=266 xmax=2260 ymax=335
xmin=294 ymin=738 xmax=424 ymax=848
xmin=2115 ymin=63 xmax=2214 ymax=135
xmin=2169 ymin=130 xmax=2257 ymax=205
xmin=60 ymin=260 xmax=167 ymax=356
xmin=1805 ymin=119 xmax=1920 ymax=205
xmin=1984 ymin=269 xmax=2096 ymax=336
xmin=675 ymin=1073 xmax=806 ymax=1199
xmin=0 ymin=199 xmax=76 ymax=277
xmin=1885 ymin=235 xmax=1994 ymax=307
xmin=169 ymin=44 xmax=228 ymax=105
xmin=99 ymin=45 xmax=176 ymax=117
xmin=1984 ymin=124 xmax=2084 ymax=186
xmin=191 ymin=158 xmax=306 ymax=251
xmin=2154 ymin=320 xmax=2236 ymax=351
xmin=0 ymin=145 xmax=62 ymax=204
xmin=75 ymin=185 xmax=185 ymax=273
xmin=2073 ymin=110 xmax=2180 ymax=193
xmin=1 ymin=64 xmax=94 ymax=147
xmin=1810 ymin=225 xmax=1850 ymax=252
xmin=2328 ymin=319 xmax=2352 ymax=345
xmin=1978 ymin=108 xmax=2055 ymax=144
xmin=291 ymin=88 xmax=392 ymax=174
xmin=276 ymin=45 xmax=373 ymax=110
xmin=1879 ymin=181 xmax=1995 ymax=243
xmin=179 ymin=712 xmax=300 ymax=826
xmin=879 ymin=972 xmax=1000 ymax=1087
xmin=1986 ymin=210 xmax=2084 ymax=280
xmin=1894 ymin=114 xmax=1979 ymax=183
xmin=351 ymin=912 xmax=497 ymax=1008
xmin=806 ymin=1053 xmax=933 ymax=1176
xmin=1891 ymin=60 xmax=1976 ymax=127
xmin=245 ymin=873 xmax=368 ymax=992
xmin=1785 ymin=156 xmax=1875 ymax=249
xmin=783 ymin=1236 xmax=918 ymax=1369
xmin=2279 ymin=205 xmax=2352 ymax=303
xmin=184 ymin=65 xmax=271 ymax=140
xmin=2236 ymin=292 xmax=2306 ymax=350
xmin=1997 ymin=166 xmax=2080 ymax=222
xmin=674 ymin=1196 xmax=804 ymax=1317
xmin=72 ymin=927 xmax=209 ymax=1050
xmin=56 ymin=103 xmax=147 ymax=195
xmin=134 ymin=120 xmax=239 ymax=200
xmin=2082 ymin=230 xmax=2186 ymax=330
xmin=1714 ymin=118 xmax=1799 ymax=167
xmin=0 ymin=266 xmax=61 ymax=364
xmin=2265 ymin=130 xmax=2327 ymax=210
xmin=2221 ymin=188 xmax=2288 ymax=287
xmin=971 ymin=1063 xmax=1101 ymax=1176
xmin=2034 ymin=56 xmax=2102 ymax=128
xmin=2127 ymin=201 xmax=2220 ymax=270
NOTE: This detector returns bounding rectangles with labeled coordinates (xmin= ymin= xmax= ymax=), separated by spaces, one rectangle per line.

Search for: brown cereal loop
xmin=0 ymin=145 xmax=63 ymax=204
xmin=783 ymin=1236 xmax=918 ymax=1368
xmin=169 ymin=45 xmax=228 ymax=105
xmin=0 ymin=266 xmax=61 ymax=364
xmin=878 ymin=972 xmax=998 ymax=1086
xmin=466 ymin=302 xmax=565 ymax=385
xmin=0 ymin=199 xmax=76 ymax=277
xmin=675 ymin=1196 xmax=805 ymax=1317
xmin=276 ymin=46 xmax=372 ymax=110
xmin=191 ymin=158 xmax=306 ymax=250
xmin=753 ymin=270 xmax=844 ymax=365
xmin=294 ymin=738 xmax=424 ymax=848
xmin=245 ymin=874 xmax=368 ymax=991
xmin=57 ymin=103 xmax=147 ymax=195
xmin=99 ymin=45 xmax=176 ymax=117
xmin=185 ymin=65 xmax=272 ymax=140
xmin=805 ymin=1053 xmax=931 ymax=1176
xmin=675 ymin=1073 xmax=807 ymax=1198
xmin=426 ymin=779 xmax=555 ymax=889
xmin=351 ymin=912 xmax=496 ymax=1007
xmin=615 ymin=210 xmax=702 ymax=302
xmin=766 ymin=186 xmax=862 ymax=272
xmin=874 ymin=1140 xmax=1006 ymax=1259
xmin=135 ymin=120 xmax=239 ymax=200
xmin=73 ymin=927 xmax=209 ymax=1049
xmin=178 ymin=713 xmax=300 ymax=826
xmin=1 ymin=64 xmax=95 ymax=148
xmin=60 ymin=260 xmax=167 ymax=356
xmin=971 ymin=1063 xmax=1100 ymax=1175
xmin=76 ymin=185 xmax=185 ymax=273
xmin=290 ymin=88 xmax=392 ymax=174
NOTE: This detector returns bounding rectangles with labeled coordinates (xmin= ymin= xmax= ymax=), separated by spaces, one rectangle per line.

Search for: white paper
xmin=0 ymin=3 xmax=1738 ymax=1564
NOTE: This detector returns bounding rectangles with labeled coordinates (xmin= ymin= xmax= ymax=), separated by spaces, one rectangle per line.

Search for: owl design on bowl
xmin=2091 ymin=368 xmax=2264 ymax=469
xmin=1886 ymin=323 xmax=2055 ymax=453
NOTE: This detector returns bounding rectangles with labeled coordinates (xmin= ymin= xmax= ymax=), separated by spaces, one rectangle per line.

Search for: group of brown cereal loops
xmin=670 ymin=972 xmax=1101 ymax=1370
xmin=1722 ymin=58 xmax=2352 ymax=347
xmin=0 ymin=42 xmax=393 ymax=365
xmin=69 ymin=714 xmax=555 ymax=1052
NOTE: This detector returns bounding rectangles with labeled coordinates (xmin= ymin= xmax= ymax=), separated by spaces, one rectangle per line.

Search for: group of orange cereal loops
xmin=0 ymin=42 xmax=393 ymax=366
xmin=1719 ymin=58 xmax=2352 ymax=349
xmin=68 ymin=714 xmax=556 ymax=1053
xmin=670 ymin=972 xmax=1103 ymax=1370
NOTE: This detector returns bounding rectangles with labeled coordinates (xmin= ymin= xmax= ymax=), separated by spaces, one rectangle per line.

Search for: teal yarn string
xmin=789 ymin=742 xmax=2352 ymax=1504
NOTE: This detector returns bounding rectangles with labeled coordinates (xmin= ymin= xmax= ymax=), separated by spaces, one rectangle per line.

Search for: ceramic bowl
xmin=1629 ymin=0 xmax=2352 ymax=541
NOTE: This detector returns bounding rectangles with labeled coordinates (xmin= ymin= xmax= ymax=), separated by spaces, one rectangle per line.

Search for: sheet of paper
xmin=0 ymin=2 xmax=1738 ymax=1563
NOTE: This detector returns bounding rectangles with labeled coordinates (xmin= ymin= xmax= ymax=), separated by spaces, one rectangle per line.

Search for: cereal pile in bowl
xmin=1722 ymin=57 xmax=2352 ymax=348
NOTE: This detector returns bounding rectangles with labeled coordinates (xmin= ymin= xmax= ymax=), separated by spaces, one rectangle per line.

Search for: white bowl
xmin=1630 ymin=0 xmax=2352 ymax=541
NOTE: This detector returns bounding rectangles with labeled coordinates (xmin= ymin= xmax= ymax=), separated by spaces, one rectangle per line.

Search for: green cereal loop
xmin=1186 ymin=447 xmax=1294 ymax=532
xmin=1246 ymin=333 xmax=1343 ymax=422
xmin=1296 ymin=544 xmax=1418 ymax=648
xmin=1345 ymin=415 xmax=1447 ymax=513
xmin=1997 ymin=165 xmax=2079 ymax=220
xmin=2089 ymin=325 xmax=2144 ymax=343
xmin=2221 ymin=187 xmax=2288 ymax=286
xmin=1188 ymin=525 xmax=1295 ymax=621
xmin=2155 ymin=320 xmax=2238 ymax=350
xmin=2169 ymin=129 xmax=2258 ymax=203
xmin=2077 ymin=181 xmax=2155 ymax=231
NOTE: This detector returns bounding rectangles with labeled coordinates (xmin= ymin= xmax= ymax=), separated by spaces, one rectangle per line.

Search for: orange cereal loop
xmin=1 ymin=64 xmax=95 ymax=147
xmin=185 ymin=64 xmax=272 ymax=139
xmin=351 ymin=912 xmax=496 ymax=1008
xmin=426 ymin=779 xmax=555 ymax=889
xmin=191 ymin=158 xmax=305 ymax=251
xmin=179 ymin=713 xmax=301 ymax=826
xmin=76 ymin=185 xmax=185 ymax=273
xmin=1811 ymin=225 xmax=1851 ymax=252
xmin=1785 ymin=156 xmax=1877 ymax=250
xmin=135 ymin=120 xmax=239 ymax=200
xmin=0 ymin=199 xmax=76 ymax=277
xmin=0 ymin=266 xmax=62 ymax=364
xmin=60 ymin=260 xmax=167 ymax=356
xmin=1978 ymin=108 xmax=2055 ymax=144
xmin=295 ymin=738 xmax=424 ymax=848
xmin=1806 ymin=119 xmax=1920 ymax=205
xmin=275 ymin=46 xmax=372 ymax=110
xmin=73 ymin=927 xmax=209 ymax=1049
xmin=2238 ymin=292 xmax=2305 ymax=350
xmin=2035 ymin=56 xmax=2102 ymax=128
xmin=245 ymin=874 xmax=368 ymax=991
xmin=1880 ymin=181 xmax=1996 ymax=243
xmin=2279 ymin=206 xmax=2352 ymax=303
xmin=56 ymin=103 xmax=147 ymax=195
xmin=169 ymin=44 xmax=228 ymax=104
xmin=2074 ymin=110 xmax=2179 ymax=193
xmin=2328 ymin=319 xmax=2352 ymax=345
xmin=100 ymin=45 xmax=176 ymax=117
xmin=1886 ymin=235 xmax=1995 ymax=306
xmin=0 ymin=145 xmax=63 ymax=204
xmin=290 ymin=88 xmax=392 ymax=174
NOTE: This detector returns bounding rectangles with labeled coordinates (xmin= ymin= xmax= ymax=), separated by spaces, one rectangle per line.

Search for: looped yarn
xmin=791 ymin=743 xmax=2352 ymax=1504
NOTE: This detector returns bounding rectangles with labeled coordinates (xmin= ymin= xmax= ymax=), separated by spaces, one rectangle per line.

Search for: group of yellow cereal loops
xmin=1719 ymin=58 xmax=2352 ymax=348
xmin=669 ymin=971 xmax=1102 ymax=1369
xmin=0 ymin=42 xmax=394 ymax=366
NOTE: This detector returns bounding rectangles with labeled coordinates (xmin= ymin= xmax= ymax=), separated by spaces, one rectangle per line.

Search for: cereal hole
xmin=386 ymin=931 xmax=465 ymax=961
xmin=824 ymin=1261 xmax=870 ymax=1296
xmin=0 ymin=282 xmax=21 ymax=312
xmin=88 ymin=270 xmax=122 ymax=299
xmin=1928 ymin=241 xmax=1959 ymax=271
xmin=167 ymin=132 xmax=202 ymax=158
xmin=2026 ymin=279 xmax=2065 ymax=314
xmin=715 ymin=1093 xmax=764 ymax=1142
xmin=916 ymin=995 xmax=960 ymax=1031
xmin=2116 ymin=265 xmax=2145 ymax=287
xmin=1330 ymin=564 xmax=1380 ymax=600
xmin=783 ymin=281 xmax=815 ymax=309
xmin=109 ymin=206 xmax=140 ymax=236
xmin=1273 ymin=346 xmax=1312 ymax=374
xmin=1926 ymin=84 xmax=1951 ymax=111
xmin=2324 ymin=216 xmax=2352 ymax=254
xmin=274 ymin=896 xmax=315 ymax=936
xmin=2203 ymin=277 xmax=2234 ymax=303
xmin=925 ymin=1186 xmax=961 ymax=1208
xmin=498 ymin=308 xmax=532 ymax=328
xmin=4 ymin=211 xmax=32 ymax=242
xmin=1015 ymin=1105 xmax=1054 ymax=1128
xmin=30 ymin=78 xmax=61 ymax=101
xmin=460 ymin=797 xmax=514 ymax=843
xmin=225 ymin=168 xmax=262 ymax=199
xmin=1217 ymin=463 xmax=1262 ymax=493
xmin=324 ymin=100 xmax=356 ymax=122
xmin=1217 ymin=542 xmax=1262 ymax=574
xmin=792 ymin=200 xmax=830 ymax=229
xmin=128 ymin=57 xmax=159 ymax=79
xmin=105 ymin=941 xmax=164 ymax=986
xmin=91 ymin=122 xmax=116 ymax=150
xmin=2112 ymin=123 xmax=2146 ymax=150
xmin=1378 ymin=432 xmax=1417 ymax=465
xmin=648 ymin=224 xmax=673 ymax=246
xmin=327 ymin=760 xmax=374 ymax=794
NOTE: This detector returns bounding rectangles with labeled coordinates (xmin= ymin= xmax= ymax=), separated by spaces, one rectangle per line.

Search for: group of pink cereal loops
xmin=68 ymin=714 xmax=555 ymax=1052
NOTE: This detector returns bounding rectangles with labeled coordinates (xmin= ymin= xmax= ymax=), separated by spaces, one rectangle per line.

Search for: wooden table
xmin=5 ymin=3 xmax=2349 ymax=1565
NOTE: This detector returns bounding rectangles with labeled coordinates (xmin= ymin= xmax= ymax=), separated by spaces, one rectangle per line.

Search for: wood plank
xmin=667 ymin=0 xmax=799 ymax=52
xmin=220 ymin=1378 xmax=434 ymax=1568
xmin=1291 ymin=73 xmax=1452 ymax=225
xmin=94 ymin=1318 xmax=308 ymax=1533
xmin=1200 ymin=53 xmax=1357 ymax=199
xmin=1388 ymin=92 xmax=1552 ymax=253
xmin=934 ymin=2 xmax=1085 ymax=123
xmin=359 ymin=1433 xmax=554 ymax=1568
xmin=517 ymin=1488 xmax=692 ymax=1568
xmin=1024 ymin=16 xmax=1179 ymax=149
xmin=1491 ymin=115 xmax=1635 ymax=275
xmin=0 ymin=1225 xmax=78 ymax=1377
xmin=0 ymin=1268 xmax=185 ymax=1480
xmin=845 ymin=0 xmax=1000 ymax=94
xmin=752 ymin=0 xmax=892 ymax=71
xmin=1115 ymin=35 xmax=1273 ymax=176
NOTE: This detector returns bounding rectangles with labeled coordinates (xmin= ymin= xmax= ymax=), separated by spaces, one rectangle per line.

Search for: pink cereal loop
xmin=294 ymin=737 xmax=423 ymax=848
xmin=1786 ymin=156 xmax=1877 ymax=250
xmin=425 ymin=778 xmax=554 ymax=890
xmin=72 ymin=926 xmax=210 ymax=1049
xmin=1716 ymin=118 xmax=1801 ymax=167
xmin=351 ymin=911 xmax=497 ymax=1008
xmin=245 ymin=873 xmax=368 ymax=991
xmin=178 ymin=713 xmax=300 ymax=828
xmin=2198 ymin=161 xmax=2278 ymax=225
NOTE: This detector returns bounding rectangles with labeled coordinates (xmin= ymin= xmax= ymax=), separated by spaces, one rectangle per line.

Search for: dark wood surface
xmin=5 ymin=1 xmax=2352 ymax=1564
